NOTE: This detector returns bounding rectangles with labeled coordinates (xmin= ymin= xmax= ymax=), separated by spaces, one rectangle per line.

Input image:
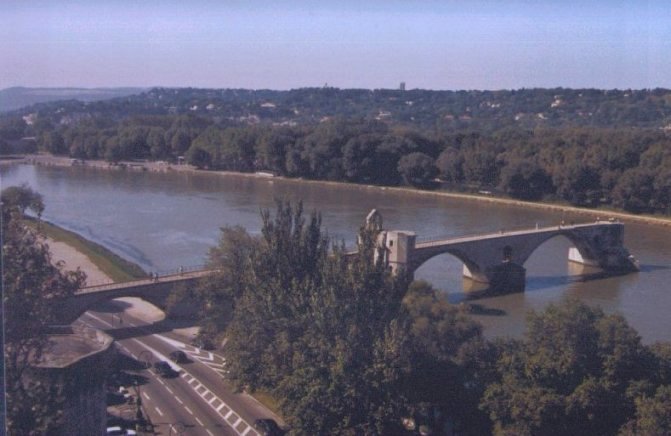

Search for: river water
xmin=3 ymin=164 xmax=670 ymax=343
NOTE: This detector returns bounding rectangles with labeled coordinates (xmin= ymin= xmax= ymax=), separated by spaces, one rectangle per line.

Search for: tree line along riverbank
xmin=8 ymin=152 xmax=671 ymax=229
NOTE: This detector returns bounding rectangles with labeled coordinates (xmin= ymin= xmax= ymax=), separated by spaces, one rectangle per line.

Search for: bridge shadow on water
xmin=637 ymin=263 xmax=671 ymax=273
xmin=450 ymin=266 xmax=649 ymax=316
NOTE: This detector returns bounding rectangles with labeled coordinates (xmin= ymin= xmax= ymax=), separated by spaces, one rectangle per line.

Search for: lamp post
xmin=133 ymin=380 xmax=144 ymax=431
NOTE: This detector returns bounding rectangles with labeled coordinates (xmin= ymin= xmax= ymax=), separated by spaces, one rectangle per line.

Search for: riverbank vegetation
xmin=2 ymin=185 xmax=86 ymax=434
xmin=2 ymin=87 xmax=671 ymax=217
xmin=196 ymin=202 xmax=671 ymax=435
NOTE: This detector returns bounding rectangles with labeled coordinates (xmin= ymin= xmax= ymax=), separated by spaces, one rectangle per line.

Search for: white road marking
xmin=175 ymin=397 xmax=183 ymax=405
xmin=196 ymin=417 xmax=204 ymax=426
xmin=242 ymin=427 xmax=253 ymax=436
xmin=206 ymin=430 xmax=215 ymax=436
xmin=83 ymin=312 xmax=258 ymax=436
xmin=165 ymin=386 xmax=173 ymax=394
xmin=143 ymin=392 xmax=151 ymax=401
xmin=155 ymin=407 xmax=164 ymax=417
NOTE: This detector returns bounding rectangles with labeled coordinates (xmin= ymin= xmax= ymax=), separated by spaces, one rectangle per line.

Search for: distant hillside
xmin=0 ymin=87 xmax=146 ymax=112
xmin=4 ymin=86 xmax=671 ymax=131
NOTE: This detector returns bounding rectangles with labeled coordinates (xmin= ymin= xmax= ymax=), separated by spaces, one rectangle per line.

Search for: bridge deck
xmin=78 ymin=269 xmax=214 ymax=294
xmin=415 ymin=221 xmax=619 ymax=249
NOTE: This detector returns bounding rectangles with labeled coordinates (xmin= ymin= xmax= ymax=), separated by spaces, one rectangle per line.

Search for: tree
xmin=397 ymin=152 xmax=438 ymax=188
xmin=619 ymin=385 xmax=671 ymax=435
xmin=480 ymin=299 xmax=652 ymax=436
xmin=1 ymin=184 xmax=44 ymax=220
xmin=207 ymin=202 xmax=414 ymax=433
xmin=611 ymin=168 xmax=656 ymax=213
xmin=2 ymin=186 xmax=85 ymax=434
xmin=552 ymin=163 xmax=602 ymax=206
xmin=499 ymin=159 xmax=553 ymax=201
xmin=186 ymin=146 xmax=212 ymax=169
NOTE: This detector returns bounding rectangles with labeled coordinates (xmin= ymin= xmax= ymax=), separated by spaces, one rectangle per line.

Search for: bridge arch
xmin=513 ymin=230 xmax=598 ymax=268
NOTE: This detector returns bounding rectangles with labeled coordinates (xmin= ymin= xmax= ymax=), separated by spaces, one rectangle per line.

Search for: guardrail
xmin=80 ymin=264 xmax=210 ymax=290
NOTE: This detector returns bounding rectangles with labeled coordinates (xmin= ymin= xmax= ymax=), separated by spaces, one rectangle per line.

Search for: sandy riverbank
xmin=47 ymin=237 xmax=112 ymax=285
xmin=8 ymin=153 xmax=671 ymax=228
xmin=48 ymin=234 xmax=198 ymax=335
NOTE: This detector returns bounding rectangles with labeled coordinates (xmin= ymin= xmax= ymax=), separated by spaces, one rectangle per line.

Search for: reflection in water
xmin=2 ymin=164 xmax=671 ymax=343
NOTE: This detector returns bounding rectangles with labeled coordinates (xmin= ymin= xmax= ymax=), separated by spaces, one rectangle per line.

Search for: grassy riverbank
xmin=26 ymin=218 xmax=147 ymax=282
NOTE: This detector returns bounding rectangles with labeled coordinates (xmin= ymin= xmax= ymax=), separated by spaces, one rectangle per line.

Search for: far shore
xmin=5 ymin=153 xmax=671 ymax=228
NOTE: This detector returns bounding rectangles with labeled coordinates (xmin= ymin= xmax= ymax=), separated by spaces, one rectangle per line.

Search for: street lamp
xmin=133 ymin=380 xmax=144 ymax=430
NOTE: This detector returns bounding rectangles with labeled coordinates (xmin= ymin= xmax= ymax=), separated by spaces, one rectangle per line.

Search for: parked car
xmin=153 ymin=360 xmax=178 ymax=378
xmin=253 ymin=418 xmax=283 ymax=436
xmin=169 ymin=350 xmax=188 ymax=363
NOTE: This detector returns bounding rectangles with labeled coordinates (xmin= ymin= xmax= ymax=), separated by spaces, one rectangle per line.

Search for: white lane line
xmin=165 ymin=387 xmax=174 ymax=395
xmin=143 ymin=392 xmax=151 ymax=401
xmin=206 ymin=430 xmax=215 ymax=436
xmin=155 ymin=407 xmax=164 ymax=417
xmin=184 ymin=406 xmax=194 ymax=415
xmin=175 ymin=397 xmax=183 ymax=404
xmin=84 ymin=312 xmax=256 ymax=436
xmin=196 ymin=417 xmax=204 ymax=426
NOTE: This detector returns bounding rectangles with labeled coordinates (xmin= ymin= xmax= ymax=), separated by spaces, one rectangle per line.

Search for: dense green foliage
xmin=199 ymin=204 xmax=671 ymax=435
xmin=200 ymin=203 xmax=485 ymax=434
xmin=481 ymin=300 xmax=671 ymax=436
xmin=3 ymin=87 xmax=671 ymax=215
xmin=2 ymin=186 xmax=86 ymax=434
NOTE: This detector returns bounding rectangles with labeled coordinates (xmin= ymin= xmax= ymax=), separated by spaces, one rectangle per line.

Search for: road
xmin=76 ymin=304 xmax=279 ymax=435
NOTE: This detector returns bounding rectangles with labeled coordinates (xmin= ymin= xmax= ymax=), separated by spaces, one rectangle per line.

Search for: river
xmin=2 ymin=163 xmax=670 ymax=343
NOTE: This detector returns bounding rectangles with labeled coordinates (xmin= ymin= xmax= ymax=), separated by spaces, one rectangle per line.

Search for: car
xmin=169 ymin=350 xmax=188 ymax=363
xmin=153 ymin=360 xmax=178 ymax=378
xmin=106 ymin=426 xmax=137 ymax=435
xmin=253 ymin=418 xmax=283 ymax=436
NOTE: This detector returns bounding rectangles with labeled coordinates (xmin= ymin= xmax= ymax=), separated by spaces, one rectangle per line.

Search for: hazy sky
xmin=1 ymin=0 xmax=669 ymax=90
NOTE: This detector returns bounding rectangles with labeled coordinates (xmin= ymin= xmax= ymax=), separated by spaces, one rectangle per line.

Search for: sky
xmin=1 ymin=0 xmax=669 ymax=90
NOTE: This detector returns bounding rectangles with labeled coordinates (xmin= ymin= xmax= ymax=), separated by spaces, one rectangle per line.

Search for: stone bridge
xmin=367 ymin=210 xmax=638 ymax=292
xmin=52 ymin=270 xmax=213 ymax=324
xmin=53 ymin=213 xmax=639 ymax=323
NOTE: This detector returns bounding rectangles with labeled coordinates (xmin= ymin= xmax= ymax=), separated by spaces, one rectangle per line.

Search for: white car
xmin=106 ymin=426 xmax=137 ymax=435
